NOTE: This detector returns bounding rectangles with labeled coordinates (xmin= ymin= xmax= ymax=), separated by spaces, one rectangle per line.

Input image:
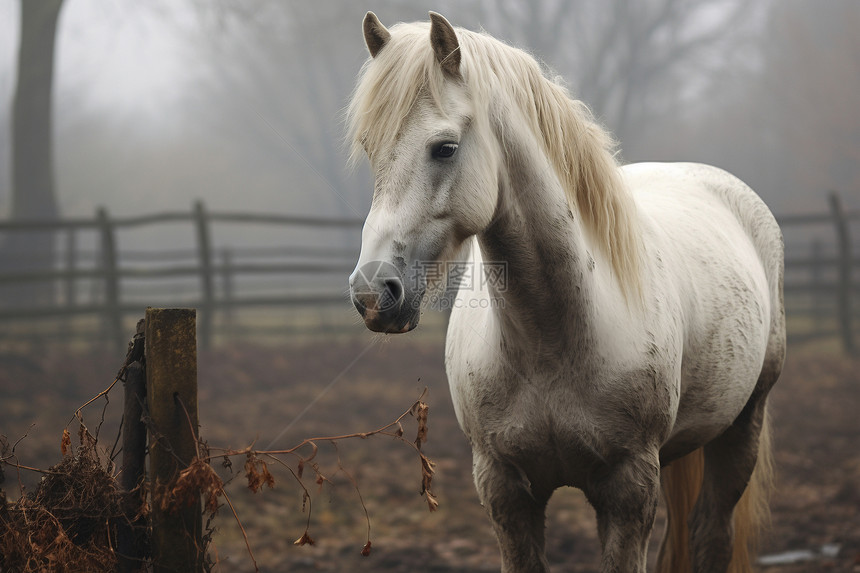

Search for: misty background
xmin=1 ymin=3 xmax=859 ymax=571
xmin=2 ymin=0 xmax=857 ymax=221
xmin=0 ymin=0 xmax=858 ymax=346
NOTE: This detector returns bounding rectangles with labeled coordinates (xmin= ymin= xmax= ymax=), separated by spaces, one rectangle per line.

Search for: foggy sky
xmin=1 ymin=0 xmax=858 ymax=229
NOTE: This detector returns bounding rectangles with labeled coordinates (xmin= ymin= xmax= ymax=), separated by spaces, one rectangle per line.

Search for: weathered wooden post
xmin=118 ymin=318 xmax=147 ymax=573
xmin=829 ymin=191 xmax=855 ymax=354
xmin=146 ymin=307 xmax=204 ymax=572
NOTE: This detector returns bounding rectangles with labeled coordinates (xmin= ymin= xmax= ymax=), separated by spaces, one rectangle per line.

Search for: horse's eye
xmin=432 ymin=142 xmax=459 ymax=159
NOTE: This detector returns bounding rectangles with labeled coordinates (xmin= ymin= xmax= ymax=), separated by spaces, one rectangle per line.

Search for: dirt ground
xmin=1 ymin=335 xmax=858 ymax=572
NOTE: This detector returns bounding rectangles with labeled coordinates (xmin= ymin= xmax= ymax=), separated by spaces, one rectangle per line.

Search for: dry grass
xmin=0 ymin=427 xmax=124 ymax=572
xmin=0 ymin=336 xmax=443 ymax=573
xmin=1 ymin=336 xmax=858 ymax=572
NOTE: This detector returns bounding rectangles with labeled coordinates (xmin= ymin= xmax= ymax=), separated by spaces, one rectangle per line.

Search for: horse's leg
xmin=688 ymin=391 xmax=769 ymax=573
xmin=586 ymin=449 xmax=661 ymax=573
xmin=473 ymin=452 xmax=552 ymax=573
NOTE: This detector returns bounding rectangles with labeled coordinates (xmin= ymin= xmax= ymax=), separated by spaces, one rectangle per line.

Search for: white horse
xmin=347 ymin=12 xmax=785 ymax=573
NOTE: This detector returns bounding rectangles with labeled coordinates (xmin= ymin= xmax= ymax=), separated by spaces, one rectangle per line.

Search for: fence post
xmin=829 ymin=191 xmax=855 ymax=354
xmin=810 ymin=239 xmax=824 ymax=335
xmin=118 ymin=318 xmax=147 ymax=573
xmin=145 ymin=308 xmax=204 ymax=573
xmin=193 ymin=201 xmax=214 ymax=350
xmin=64 ymin=227 xmax=76 ymax=307
xmin=97 ymin=207 xmax=123 ymax=353
xmin=220 ymin=248 xmax=234 ymax=338
xmin=61 ymin=228 xmax=77 ymax=349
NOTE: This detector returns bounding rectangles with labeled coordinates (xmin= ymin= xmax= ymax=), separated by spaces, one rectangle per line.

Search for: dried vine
xmin=1 ymin=357 xmax=437 ymax=573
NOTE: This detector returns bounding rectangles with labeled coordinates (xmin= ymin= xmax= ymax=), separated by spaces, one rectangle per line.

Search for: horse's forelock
xmin=347 ymin=23 xmax=445 ymax=167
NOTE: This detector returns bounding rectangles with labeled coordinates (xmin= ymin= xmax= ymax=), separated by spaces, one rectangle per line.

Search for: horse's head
xmin=347 ymin=12 xmax=501 ymax=333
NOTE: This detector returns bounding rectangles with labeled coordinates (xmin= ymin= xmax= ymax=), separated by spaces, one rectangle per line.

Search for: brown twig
xmin=218 ymin=487 xmax=259 ymax=573
xmin=94 ymin=388 xmax=111 ymax=441
xmin=7 ymin=423 xmax=35 ymax=455
xmin=334 ymin=444 xmax=372 ymax=551
xmin=6 ymin=356 xmax=435 ymax=573
xmin=208 ymin=388 xmax=429 ymax=460
xmin=68 ymin=377 xmax=120 ymax=426
xmin=174 ymin=393 xmax=201 ymax=459
xmin=0 ymin=458 xmax=63 ymax=476
xmin=265 ymin=454 xmax=314 ymax=538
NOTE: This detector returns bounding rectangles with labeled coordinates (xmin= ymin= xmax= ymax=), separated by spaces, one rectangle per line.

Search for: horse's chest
xmin=486 ymin=406 xmax=607 ymax=489
xmin=448 ymin=359 xmax=657 ymax=489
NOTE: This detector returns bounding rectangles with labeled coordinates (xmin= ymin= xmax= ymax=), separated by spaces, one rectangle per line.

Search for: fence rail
xmin=0 ymin=200 xmax=363 ymax=350
xmin=777 ymin=192 xmax=859 ymax=353
xmin=1 ymin=193 xmax=858 ymax=353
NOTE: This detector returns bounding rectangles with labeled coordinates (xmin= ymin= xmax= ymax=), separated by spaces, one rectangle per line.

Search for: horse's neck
xmin=477 ymin=138 xmax=597 ymax=359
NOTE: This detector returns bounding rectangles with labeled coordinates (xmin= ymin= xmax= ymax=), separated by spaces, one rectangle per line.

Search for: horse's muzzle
xmin=349 ymin=260 xmax=422 ymax=333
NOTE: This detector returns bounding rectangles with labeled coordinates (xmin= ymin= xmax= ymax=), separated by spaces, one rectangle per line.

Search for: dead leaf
xmin=425 ymin=490 xmax=439 ymax=512
xmin=160 ymin=457 xmax=224 ymax=515
xmin=419 ymin=453 xmax=438 ymax=512
xmin=414 ymin=401 xmax=429 ymax=449
xmin=294 ymin=531 xmax=315 ymax=546
xmin=244 ymin=454 xmax=275 ymax=493
xmin=60 ymin=429 xmax=71 ymax=456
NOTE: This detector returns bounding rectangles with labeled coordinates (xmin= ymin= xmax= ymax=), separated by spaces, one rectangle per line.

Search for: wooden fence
xmin=0 ymin=200 xmax=363 ymax=350
xmin=779 ymin=192 xmax=859 ymax=353
xmin=0 ymin=194 xmax=858 ymax=353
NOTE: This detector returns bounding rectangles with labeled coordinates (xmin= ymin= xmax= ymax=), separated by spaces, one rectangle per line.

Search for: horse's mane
xmin=347 ymin=22 xmax=642 ymax=298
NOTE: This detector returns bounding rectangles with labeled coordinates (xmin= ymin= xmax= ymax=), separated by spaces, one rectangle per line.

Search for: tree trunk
xmin=1 ymin=0 xmax=65 ymax=306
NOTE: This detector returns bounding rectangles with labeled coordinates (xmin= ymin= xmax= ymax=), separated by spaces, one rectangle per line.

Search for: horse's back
xmin=625 ymin=161 xmax=782 ymax=319
xmin=624 ymin=162 xmax=785 ymax=453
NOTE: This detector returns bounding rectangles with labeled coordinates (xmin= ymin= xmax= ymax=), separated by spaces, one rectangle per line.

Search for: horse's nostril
xmin=352 ymin=294 xmax=368 ymax=314
xmin=381 ymin=278 xmax=404 ymax=309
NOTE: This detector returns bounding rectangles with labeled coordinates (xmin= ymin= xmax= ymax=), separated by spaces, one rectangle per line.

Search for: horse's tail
xmin=730 ymin=407 xmax=774 ymax=573
xmin=657 ymin=446 xmax=703 ymax=573
xmin=657 ymin=408 xmax=774 ymax=573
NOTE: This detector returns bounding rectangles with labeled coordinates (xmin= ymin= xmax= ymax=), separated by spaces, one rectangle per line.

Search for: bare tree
xmin=10 ymin=0 xmax=64 ymax=222
xmin=178 ymin=0 xmax=761 ymax=221
xmin=470 ymin=0 xmax=757 ymax=155
xmin=182 ymin=0 xmax=372 ymax=220
xmin=1 ymin=0 xmax=66 ymax=305
xmin=756 ymin=0 xmax=860 ymax=205
xmin=671 ymin=0 xmax=860 ymax=211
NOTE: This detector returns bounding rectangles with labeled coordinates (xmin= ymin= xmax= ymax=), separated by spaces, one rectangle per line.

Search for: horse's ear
xmin=363 ymin=12 xmax=390 ymax=58
xmin=429 ymin=12 xmax=461 ymax=77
